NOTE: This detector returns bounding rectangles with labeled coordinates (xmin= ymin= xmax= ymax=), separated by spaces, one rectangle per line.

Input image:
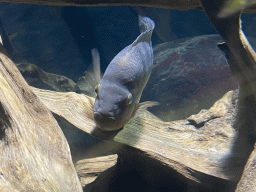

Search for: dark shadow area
xmin=217 ymin=41 xmax=256 ymax=182
xmin=90 ymin=126 xmax=122 ymax=140
xmin=0 ymin=102 xmax=11 ymax=141
xmin=187 ymin=116 xmax=220 ymax=129
xmin=61 ymin=6 xmax=139 ymax=73
xmin=221 ymin=94 xmax=256 ymax=182
xmin=62 ymin=6 xmax=95 ymax=72
xmin=84 ymin=146 xmax=236 ymax=192
xmin=0 ymin=17 xmax=14 ymax=60
xmin=53 ymin=114 xmax=100 ymax=163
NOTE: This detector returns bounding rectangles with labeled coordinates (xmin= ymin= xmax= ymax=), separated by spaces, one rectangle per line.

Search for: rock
xmin=17 ymin=62 xmax=76 ymax=92
xmin=142 ymin=34 xmax=239 ymax=121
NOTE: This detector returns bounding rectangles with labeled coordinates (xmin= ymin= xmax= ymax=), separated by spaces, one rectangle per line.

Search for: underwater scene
xmin=0 ymin=1 xmax=256 ymax=191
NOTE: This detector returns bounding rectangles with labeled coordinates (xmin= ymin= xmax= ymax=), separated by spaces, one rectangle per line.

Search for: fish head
xmin=93 ymin=82 xmax=135 ymax=131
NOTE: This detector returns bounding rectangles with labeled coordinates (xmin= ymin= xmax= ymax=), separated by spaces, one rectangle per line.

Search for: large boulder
xmin=17 ymin=62 xmax=76 ymax=92
xmin=142 ymin=34 xmax=240 ymax=121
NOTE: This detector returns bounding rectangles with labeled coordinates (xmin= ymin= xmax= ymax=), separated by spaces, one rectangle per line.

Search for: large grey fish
xmin=93 ymin=16 xmax=158 ymax=131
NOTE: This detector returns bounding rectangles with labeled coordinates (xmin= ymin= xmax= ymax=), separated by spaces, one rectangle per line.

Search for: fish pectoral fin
xmin=132 ymin=101 xmax=159 ymax=119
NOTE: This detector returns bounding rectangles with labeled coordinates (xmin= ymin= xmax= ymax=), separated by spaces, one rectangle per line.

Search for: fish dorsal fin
xmin=131 ymin=16 xmax=155 ymax=48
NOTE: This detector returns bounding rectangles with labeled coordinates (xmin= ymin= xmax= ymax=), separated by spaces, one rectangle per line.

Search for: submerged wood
xmin=76 ymin=154 xmax=118 ymax=187
xmin=32 ymin=86 xmax=240 ymax=183
xmin=0 ymin=0 xmax=202 ymax=9
xmin=0 ymin=44 xmax=82 ymax=190
xmin=83 ymin=146 xmax=236 ymax=191
xmin=235 ymin=145 xmax=256 ymax=191
xmin=0 ymin=0 xmax=256 ymax=14
xmin=200 ymin=0 xmax=256 ymax=191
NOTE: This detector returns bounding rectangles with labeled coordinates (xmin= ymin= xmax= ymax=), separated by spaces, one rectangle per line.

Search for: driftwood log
xmin=0 ymin=0 xmax=255 ymax=14
xmin=31 ymin=86 xmax=239 ymax=180
xmin=33 ymin=86 xmax=240 ymax=191
xmin=0 ymin=41 xmax=82 ymax=191
xmin=200 ymin=1 xmax=256 ymax=190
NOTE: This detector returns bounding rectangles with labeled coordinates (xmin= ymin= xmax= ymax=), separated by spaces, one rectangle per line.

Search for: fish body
xmin=93 ymin=16 xmax=157 ymax=131
xmin=218 ymin=0 xmax=256 ymax=17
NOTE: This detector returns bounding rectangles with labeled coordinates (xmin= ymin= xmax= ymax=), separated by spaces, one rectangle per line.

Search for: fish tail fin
xmin=132 ymin=16 xmax=155 ymax=48
xmin=138 ymin=15 xmax=155 ymax=34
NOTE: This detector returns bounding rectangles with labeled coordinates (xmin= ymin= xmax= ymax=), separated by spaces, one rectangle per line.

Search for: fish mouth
xmin=94 ymin=111 xmax=121 ymax=131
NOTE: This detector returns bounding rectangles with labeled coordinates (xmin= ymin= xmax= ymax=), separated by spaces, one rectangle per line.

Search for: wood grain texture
xmin=0 ymin=43 xmax=82 ymax=191
xmin=32 ymin=86 xmax=242 ymax=182
xmin=76 ymin=154 xmax=118 ymax=187
xmin=28 ymin=2 xmax=256 ymax=189
xmin=235 ymin=145 xmax=256 ymax=191
xmin=0 ymin=0 xmax=202 ymax=9
xmin=0 ymin=0 xmax=256 ymax=14
xmin=200 ymin=0 xmax=256 ymax=190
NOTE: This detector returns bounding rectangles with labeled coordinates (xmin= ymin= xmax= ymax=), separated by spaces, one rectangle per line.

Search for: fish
xmin=93 ymin=16 xmax=158 ymax=131
xmin=218 ymin=0 xmax=256 ymax=17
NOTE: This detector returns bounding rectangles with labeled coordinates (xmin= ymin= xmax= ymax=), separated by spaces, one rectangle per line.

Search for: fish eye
xmin=126 ymin=93 xmax=133 ymax=105
xmin=95 ymin=84 xmax=100 ymax=95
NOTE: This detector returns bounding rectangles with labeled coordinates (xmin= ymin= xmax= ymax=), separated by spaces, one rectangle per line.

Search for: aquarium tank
xmin=0 ymin=1 xmax=256 ymax=191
